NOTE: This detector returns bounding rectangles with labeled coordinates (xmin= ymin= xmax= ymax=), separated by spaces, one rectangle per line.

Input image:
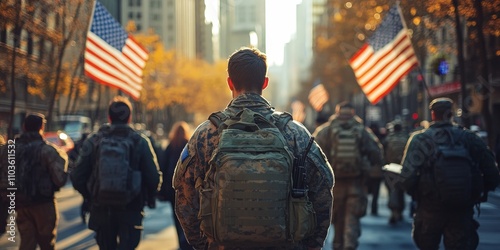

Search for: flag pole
xmin=395 ymin=2 xmax=432 ymax=99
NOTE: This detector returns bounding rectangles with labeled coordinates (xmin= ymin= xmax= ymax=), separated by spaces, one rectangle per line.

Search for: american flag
xmin=308 ymin=81 xmax=329 ymax=112
xmin=84 ymin=1 xmax=148 ymax=100
xmin=291 ymin=100 xmax=306 ymax=123
xmin=349 ymin=4 xmax=418 ymax=105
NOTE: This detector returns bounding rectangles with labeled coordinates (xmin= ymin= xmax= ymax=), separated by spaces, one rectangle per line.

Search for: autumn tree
xmin=134 ymin=28 xmax=230 ymax=128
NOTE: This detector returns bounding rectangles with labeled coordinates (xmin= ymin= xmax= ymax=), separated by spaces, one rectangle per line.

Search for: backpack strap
xmin=271 ymin=111 xmax=293 ymax=133
xmin=209 ymin=111 xmax=229 ymax=129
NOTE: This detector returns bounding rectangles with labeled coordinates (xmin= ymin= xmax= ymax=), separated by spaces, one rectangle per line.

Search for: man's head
xmin=335 ymin=101 xmax=355 ymax=119
xmin=393 ymin=123 xmax=403 ymax=132
xmin=23 ymin=112 xmax=46 ymax=133
xmin=429 ymin=97 xmax=453 ymax=121
xmin=227 ymin=47 xmax=268 ymax=95
xmin=108 ymin=96 xmax=133 ymax=124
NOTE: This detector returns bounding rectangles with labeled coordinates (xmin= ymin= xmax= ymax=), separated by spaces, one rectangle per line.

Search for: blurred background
xmin=1 ymin=0 xmax=499 ymax=150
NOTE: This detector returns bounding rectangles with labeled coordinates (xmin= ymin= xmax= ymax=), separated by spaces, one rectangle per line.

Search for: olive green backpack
xmin=197 ymin=108 xmax=315 ymax=247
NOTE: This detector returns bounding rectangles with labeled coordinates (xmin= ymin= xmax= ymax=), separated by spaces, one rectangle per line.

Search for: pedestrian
xmin=173 ymin=47 xmax=334 ymax=249
xmin=399 ymin=97 xmax=500 ymax=249
xmin=0 ymin=113 xmax=68 ymax=249
xmin=382 ymin=122 xmax=409 ymax=224
xmin=158 ymin=121 xmax=193 ymax=250
xmin=313 ymin=101 xmax=384 ymax=250
xmin=71 ymin=96 xmax=162 ymax=250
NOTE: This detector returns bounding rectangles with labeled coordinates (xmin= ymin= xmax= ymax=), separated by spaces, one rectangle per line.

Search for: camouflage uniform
xmin=382 ymin=130 xmax=409 ymax=223
xmin=0 ymin=132 xmax=68 ymax=249
xmin=400 ymin=121 xmax=500 ymax=249
xmin=173 ymin=93 xmax=334 ymax=250
xmin=314 ymin=115 xmax=383 ymax=250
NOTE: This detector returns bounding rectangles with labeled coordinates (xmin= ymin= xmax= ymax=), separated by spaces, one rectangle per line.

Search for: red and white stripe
xmin=349 ymin=29 xmax=418 ymax=104
xmin=84 ymin=32 xmax=148 ymax=100
xmin=308 ymin=83 xmax=329 ymax=112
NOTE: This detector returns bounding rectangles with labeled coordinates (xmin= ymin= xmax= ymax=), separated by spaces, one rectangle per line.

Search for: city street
xmin=1 ymin=184 xmax=499 ymax=249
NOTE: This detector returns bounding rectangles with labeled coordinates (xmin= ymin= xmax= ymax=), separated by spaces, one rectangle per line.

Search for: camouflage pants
xmin=412 ymin=207 xmax=479 ymax=250
xmin=331 ymin=180 xmax=367 ymax=250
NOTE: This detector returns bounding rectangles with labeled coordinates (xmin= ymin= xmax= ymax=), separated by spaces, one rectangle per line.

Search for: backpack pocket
xmin=289 ymin=195 xmax=316 ymax=241
xmin=198 ymin=183 xmax=215 ymax=239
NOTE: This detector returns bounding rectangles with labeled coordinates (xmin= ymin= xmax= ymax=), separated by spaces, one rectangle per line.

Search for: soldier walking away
xmin=399 ymin=98 xmax=500 ymax=249
xmin=173 ymin=47 xmax=334 ymax=249
xmin=382 ymin=122 xmax=409 ymax=224
xmin=0 ymin=113 xmax=68 ymax=250
xmin=72 ymin=96 xmax=162 ymax=250
xmin=314 ymin=102 xmax=384 ymax=250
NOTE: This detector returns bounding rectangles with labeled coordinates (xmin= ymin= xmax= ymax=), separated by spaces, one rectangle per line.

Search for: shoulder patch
xmin=180 ymin=145 xmax=189 ymax=162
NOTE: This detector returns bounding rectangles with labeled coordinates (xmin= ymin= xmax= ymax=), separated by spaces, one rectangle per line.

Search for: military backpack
xmin=327 ymin=121 xmax=364 ymax=178
xmin=385 ymin=132 xmax=408 ymax=164
xmin=425 ymin=127 xmax=484 ymax=208
xmin=198 ymin=108 xmax=315 ymax=247
xmin=89 ymin=127 xmax=142 ymax=207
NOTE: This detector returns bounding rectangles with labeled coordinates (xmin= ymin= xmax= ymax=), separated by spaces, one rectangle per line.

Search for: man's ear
xmin=227 ymin=77 xmax=235 ymax=91
xmin=262 ymin=77 xmax=269 ymax=90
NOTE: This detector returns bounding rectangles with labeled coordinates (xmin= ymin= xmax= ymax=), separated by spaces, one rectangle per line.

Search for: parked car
xmin=45 ymin=130 xmax=75 ymax=153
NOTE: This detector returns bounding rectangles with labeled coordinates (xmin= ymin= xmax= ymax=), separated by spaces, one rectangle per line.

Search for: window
xmin=137 ymin=13 xmax=141 ymax=19
xmin=128 ymin=12 xmax=133 ymax=19
xmin=136 ymin=24 xmax=142 ymax=31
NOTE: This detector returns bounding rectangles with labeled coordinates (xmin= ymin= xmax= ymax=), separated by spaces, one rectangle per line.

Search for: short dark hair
xmin=429 ymin=97 xmax=453 ymax=121
xmin=23 ymin=113 xmax=46 ymax=132
xmin=108 ymin=96 xmax=132 ymax=124
xmin=227 ymin=47 xmax=267 ymax=93
xmin=393 ymin=123 xmax=403 ymax=132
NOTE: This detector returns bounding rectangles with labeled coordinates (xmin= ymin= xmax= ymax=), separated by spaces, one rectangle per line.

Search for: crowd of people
xmin=0 ymin=47 xmax=499 ymax=250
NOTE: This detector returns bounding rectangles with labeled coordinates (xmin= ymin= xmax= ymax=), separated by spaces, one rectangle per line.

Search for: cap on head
xmin=24 ymin=112 xmax=46 ymax=132
xmin=429 ymin=97 xmax=453 ymax=112
xmin=429 ymin=97 xmax=453 ymax=120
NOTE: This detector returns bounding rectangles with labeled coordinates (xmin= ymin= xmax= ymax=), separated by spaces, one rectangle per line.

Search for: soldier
xmin=72 ymin=96 xmax=162 ymax=250
xmin=173 ymin=47 xmax=334 ymax=249
xmin=1 ymin=113 xmax=68 ymax=249
xmin=399 ymin=98 xmax=500 ymax=249
xmin=382 ymin=122 xmax=409 ymax=224
xmin=314 ymin=102 xmax=383 ymax=250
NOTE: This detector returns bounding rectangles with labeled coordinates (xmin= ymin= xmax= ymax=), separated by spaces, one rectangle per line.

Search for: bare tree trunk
xmin=7 ymin=2 xmax=22 ymax=139
xmin=472 ymin=0 xmax=493 ymax=148
xmin=64 ymin=58 xmax=83 ymax=115
xmin=47 ymin=1 xmax=83 ymax=129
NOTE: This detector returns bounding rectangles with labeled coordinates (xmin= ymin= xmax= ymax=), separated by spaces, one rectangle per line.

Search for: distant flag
xmin=84 ymin=1 xmax=149 ymax=100
xmin=308 ymin=81 xmax=329 ymax=112
xmin=291 ymin=100 xmax=306 ymax=123
xmin=349 ymin=4 xmax=418 ymax=105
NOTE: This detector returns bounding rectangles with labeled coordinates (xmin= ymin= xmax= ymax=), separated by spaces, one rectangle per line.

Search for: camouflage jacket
xmin=400 ymin=121 xmax=500 ymax=206
xmin=313 ymin=115 xmax=384 ymax=179
xmin=0 ymin=132 xmax=68 ymax=206
xmin=173 ymin=93 xmax=334 ymax=250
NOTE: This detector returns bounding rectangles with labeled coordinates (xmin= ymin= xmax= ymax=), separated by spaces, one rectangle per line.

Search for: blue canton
xmin=368 ymin=5 xmax=404 ymax=52
xmin=90 ymin=1 xmax=128 ymax=51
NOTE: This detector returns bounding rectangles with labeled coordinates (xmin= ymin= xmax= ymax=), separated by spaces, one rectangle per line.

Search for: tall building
xmin=122 ymin=0 xmax=196 ymax=59
xmin=219 ymin=0 xmax=266 ymax=59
